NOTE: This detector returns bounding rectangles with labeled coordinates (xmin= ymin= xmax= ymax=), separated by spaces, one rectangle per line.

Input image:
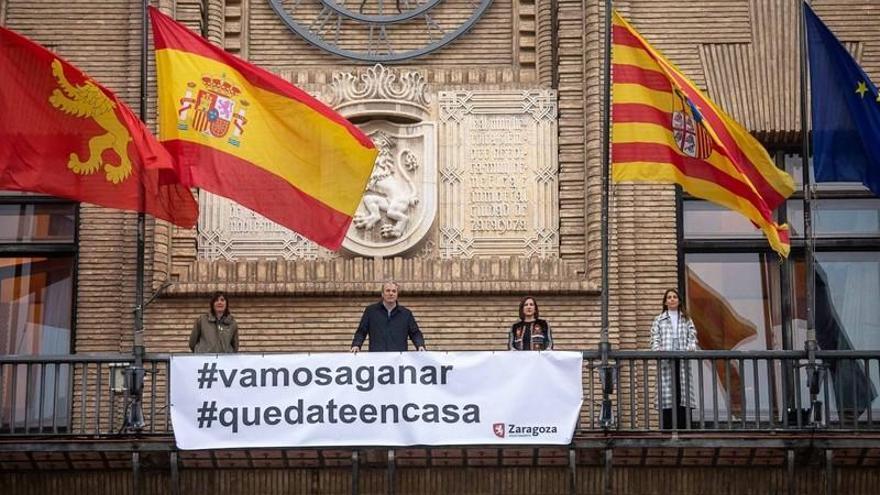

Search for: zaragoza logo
xmin=177 ymin=75 xmax=249 ymax=147
xmin=492 ymin=423 xmax=505 ymax=438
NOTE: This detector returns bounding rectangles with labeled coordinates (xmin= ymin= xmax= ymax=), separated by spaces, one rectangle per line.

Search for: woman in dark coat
xmin=189 ymin=291 xmax=239 ymax=353
xmin=508 ymin=296 xmax=553 ymax=351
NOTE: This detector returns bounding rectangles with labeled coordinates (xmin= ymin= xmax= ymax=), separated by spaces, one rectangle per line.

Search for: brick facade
xmin=4 ymin=0 xmax=879 ymax=359
xmin=3 ymin=1 xmax=880 ymax=492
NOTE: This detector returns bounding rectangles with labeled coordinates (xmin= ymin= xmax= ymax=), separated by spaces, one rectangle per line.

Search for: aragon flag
xmin=149 ymin=7 xmax=378 ymax=250
xmin=611 ymin=11 xmax=795 ymax=257
xmin=0 ymin=26 xmax=198 ymax=228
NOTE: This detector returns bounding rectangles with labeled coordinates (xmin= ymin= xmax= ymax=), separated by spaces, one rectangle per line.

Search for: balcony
xmin=0 ymin=351 xmax=878 ymax=492
xmin=2 ymin=351 xmax=879 ymax=436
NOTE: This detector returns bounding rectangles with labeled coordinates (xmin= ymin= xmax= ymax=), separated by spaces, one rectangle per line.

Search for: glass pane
xmin=791 ymin=252 xmax=880 ymax=422
xmin=784 ymin=153 xmax=870 ymax=192
xmin=0 ymin=204 xmax=76 ymax=242
xmin=0 ymin=257 xmax=73 ymax=432
xmin=787 ymin=198 xmax=880 ymax=237
xmin=0 ymin=257 xmax=73 ymax=355
xmin=684 ymin=253 xmax=783 ymax=422
xmin=685 ymin=253 xmax=783 ymax=351
xmin=683 ymin=201 xmax=765 ymax=239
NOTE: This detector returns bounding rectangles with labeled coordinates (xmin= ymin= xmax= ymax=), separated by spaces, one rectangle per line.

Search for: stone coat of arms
xmin=343 ymin=121 xmax=436 ymax=257
xmin=353 ymin=131 xmax=421 ymax=239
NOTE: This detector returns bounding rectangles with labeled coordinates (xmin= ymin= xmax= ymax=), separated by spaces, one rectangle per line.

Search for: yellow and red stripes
xmin=611 ymin=11 xmax=794 ymax=256
xmin=150 ymin=7 xmax=377 ymax=250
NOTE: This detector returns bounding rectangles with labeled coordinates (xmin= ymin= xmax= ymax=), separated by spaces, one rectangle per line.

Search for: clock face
xmin=267 ymin=0 xmax=494 ymax=63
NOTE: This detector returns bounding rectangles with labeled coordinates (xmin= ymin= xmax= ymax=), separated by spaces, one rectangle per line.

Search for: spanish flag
xmin=0 ymin=26 xmax=198 ymax=228
xmin=149 ymin=7 xmax=377 ymax=250
xmin=611 ymin=11 xmax=795 ymax=257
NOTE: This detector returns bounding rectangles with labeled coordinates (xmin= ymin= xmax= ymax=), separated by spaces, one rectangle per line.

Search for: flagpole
xmin=599 ymin=0 xmax=614 ymax=428
xmin=126 ymin=0 xmax=149 ymax=434
xmin=799 ymin=0 xmax=819 ymax=425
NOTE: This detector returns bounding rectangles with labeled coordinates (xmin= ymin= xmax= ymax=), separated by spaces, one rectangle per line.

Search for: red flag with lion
xmin=0 ymin=26 xmax=197 ymax=227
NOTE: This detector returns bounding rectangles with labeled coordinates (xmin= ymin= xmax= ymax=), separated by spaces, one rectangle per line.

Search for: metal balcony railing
xmin=0 ymin=354 xmax=170 ymax=436
xmin=1 ymin=350 xmax=878 ymax=437
xmin=582 ymin=350 xmax=879 ymax=431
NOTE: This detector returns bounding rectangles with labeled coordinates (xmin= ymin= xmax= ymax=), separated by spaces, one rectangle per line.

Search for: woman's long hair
xmin=661 ymin=288 xmax=688 ymax=320
xmin=209 ymin=291 xmax=230 ymax=319
xmin=518 ymin=296 xmax=540 ymax=321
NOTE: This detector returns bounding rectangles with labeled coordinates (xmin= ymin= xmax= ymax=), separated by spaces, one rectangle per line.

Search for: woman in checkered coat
xmin=650 ymin=288 xmax=698 ymax=428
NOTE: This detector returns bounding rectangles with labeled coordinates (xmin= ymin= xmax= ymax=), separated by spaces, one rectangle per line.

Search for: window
xmin=0 ymin=194 xmax=76 ymax=432
xmin=789 ymin=252 xmax=880 ymax=418
xmin=682 ymin=152 xmax=880 ymax=422
xmin=685 ymin=252 xmax=783 ymax=352
xmin=684 ymin=252 xmax=783 ymax=421
xmin=683 ymin=202 xmax=765 ymax=239
xmin=787 ymin=198 xmax=880 ymax=238
xmin=0 ymin=203 xmax=76 ymax=243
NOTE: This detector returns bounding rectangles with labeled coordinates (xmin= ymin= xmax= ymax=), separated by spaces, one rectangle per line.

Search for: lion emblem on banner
xmin=493 ymin=423 xmax=506 ymax=438
xmin=48 ymin=59 xmax=133 ymax=184
xmin=353 ymin=131 xmax=421 ymax=239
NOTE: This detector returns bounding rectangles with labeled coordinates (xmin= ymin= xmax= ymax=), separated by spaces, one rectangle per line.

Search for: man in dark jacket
xmin=350 ymin=281 xmax=426 ymax=353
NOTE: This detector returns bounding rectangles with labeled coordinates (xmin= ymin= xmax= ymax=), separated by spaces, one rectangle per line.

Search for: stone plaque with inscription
xmin=438 ymin=90 xmax=558 ymax=258
xmin=197 ymin=190 xmax=332 ymax=261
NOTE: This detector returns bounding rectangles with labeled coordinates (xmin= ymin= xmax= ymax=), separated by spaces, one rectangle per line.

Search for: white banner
xmin=170 ymin=351 xmax=583 ymax=449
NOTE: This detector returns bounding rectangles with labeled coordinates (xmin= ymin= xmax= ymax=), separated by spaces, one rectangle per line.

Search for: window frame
xmin=679 ymin=150 xmax=880 ymax=421
xmin=0 ymin=194 xmax=78 ymax=354
xmin=679 ymin=151 xmax=880 ymax=351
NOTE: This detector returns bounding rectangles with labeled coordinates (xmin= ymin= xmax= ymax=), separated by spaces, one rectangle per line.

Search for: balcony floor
xmin=0 ymin=431 xmax=878 ymax=470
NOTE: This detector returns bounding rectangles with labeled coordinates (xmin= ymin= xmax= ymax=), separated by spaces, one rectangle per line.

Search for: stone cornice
xmin=161 ymin=257 xmax=595 ymax=296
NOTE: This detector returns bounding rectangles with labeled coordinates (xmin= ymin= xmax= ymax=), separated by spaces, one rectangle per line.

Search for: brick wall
xmin=146 ymin=294 xmax=602 ymax=353
xmin=6 ymin=0 xmax=880 ymax=357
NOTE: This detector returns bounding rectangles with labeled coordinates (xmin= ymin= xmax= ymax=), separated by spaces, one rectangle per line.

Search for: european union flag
xmin=805 ymin=4 xmax=880 ymax=196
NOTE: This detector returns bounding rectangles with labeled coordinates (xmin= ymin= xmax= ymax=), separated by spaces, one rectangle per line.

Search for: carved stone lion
xmin=353 ymin=131 xmax=420 ymax=238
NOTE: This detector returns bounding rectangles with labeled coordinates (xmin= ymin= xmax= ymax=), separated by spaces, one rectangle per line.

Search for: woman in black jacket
xmin=508 ymin=296 xmax=553 ymax=351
